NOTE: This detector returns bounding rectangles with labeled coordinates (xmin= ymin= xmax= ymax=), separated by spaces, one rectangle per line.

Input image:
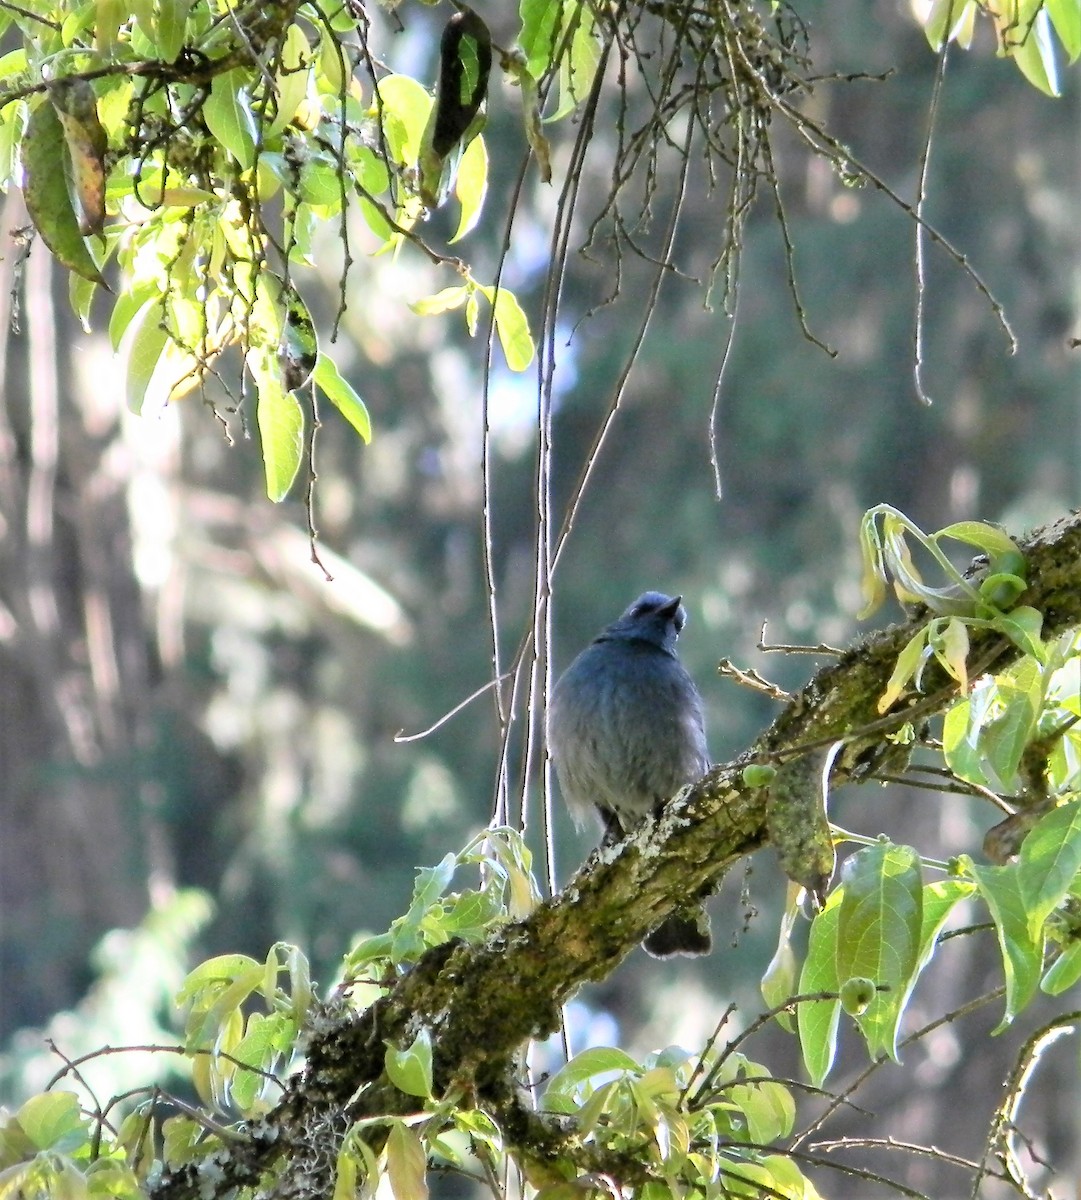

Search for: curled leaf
xmin=418 ymin=7 xmax=491 ymax=207
xmin=47 ymin=76 xmax=108 ymax=238
xmin=519 ymin=67 xmax=551 ymax=182
xmin=278 ymin=283 xmax=318 ymax=393
xmin=432 ymin=8 xmax=491 ymax=156
xmin=21 ymin=100 xmax=107 ymax=285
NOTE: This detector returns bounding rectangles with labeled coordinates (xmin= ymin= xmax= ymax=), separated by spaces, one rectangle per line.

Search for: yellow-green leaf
xmin=253 ymin=352 xmax=304 ymax=501
xmin=1047 ymin=0 xmax=1081 ymax=59
xmin=878 ymin=628 xmax=929 ymax=713
xmin=17 ymin=1091 xmax=86 ymax=1152
xmin=409 ymin=285 xmax=471 ymax=316
xmin=1008 ymin=7 xmax=1060 ymax=94
xmin=373 ymin=74 xmax=433 ymax=167
xmin=267 ymin=23 xmax=311 ymax=137
xmin=450 ymin=132 xmax=487 ymax=242
xmin=204 ymin=70 xmax=256 ymax=169
xmin=481 ymin=284 xmax=534 ymax=371
xmin=933 ymin=616 xmax=970 ymax=691
xmin=313 ymin=353 xmax=371 ymax=442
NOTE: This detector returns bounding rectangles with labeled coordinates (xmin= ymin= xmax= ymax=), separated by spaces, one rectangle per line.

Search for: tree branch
xmin=152 ymin=511 xmax=1081 ymax=1200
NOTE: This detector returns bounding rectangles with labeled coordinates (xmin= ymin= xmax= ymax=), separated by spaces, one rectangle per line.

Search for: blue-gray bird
xmin=549 ymin=592 xmax=712 ymax=957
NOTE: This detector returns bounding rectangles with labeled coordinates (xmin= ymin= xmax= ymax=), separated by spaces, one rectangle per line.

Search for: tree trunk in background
xmin=0 ymin=207 xmax=159 ymax=1032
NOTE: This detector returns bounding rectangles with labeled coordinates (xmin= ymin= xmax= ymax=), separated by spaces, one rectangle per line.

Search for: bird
xmin=548 ymin=591 xmax=712 ymax=957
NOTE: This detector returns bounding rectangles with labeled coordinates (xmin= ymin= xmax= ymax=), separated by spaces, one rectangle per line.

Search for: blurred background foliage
xmin=1 ymin=0 xmax=1079 ymax=1191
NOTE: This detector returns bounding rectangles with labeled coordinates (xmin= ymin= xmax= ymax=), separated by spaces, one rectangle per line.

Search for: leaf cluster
xmin=4 ymin=509 xmax=1079 ymax=1200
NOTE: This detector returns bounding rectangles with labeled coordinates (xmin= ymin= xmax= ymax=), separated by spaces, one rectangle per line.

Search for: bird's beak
xmin=661 ymin=595 xmax=683 ymax=618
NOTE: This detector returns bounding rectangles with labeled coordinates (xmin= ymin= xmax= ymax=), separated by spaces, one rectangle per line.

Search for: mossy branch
xmin=153 ymin=511 xmax=1081 ymax=1200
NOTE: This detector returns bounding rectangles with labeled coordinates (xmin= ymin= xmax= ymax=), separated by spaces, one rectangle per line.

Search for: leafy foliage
xmin=4 ymin=512 xmax=1080 ymax=1199
xmin=5 ymin=0 xmax=1079 ymax=497
xmin=0 ymin=0 xmax=553 ymax=497
xmin=3 ymin=0 xmax=1081 ymax=1197
xmin=914 ymin=0 xmax=1081 ymax=94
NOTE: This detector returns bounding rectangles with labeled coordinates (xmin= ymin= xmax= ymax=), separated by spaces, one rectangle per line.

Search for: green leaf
xmin=942 ymin=678 xmax=1000 ymax=786
xmin=728 ymin=1073 xmax=795 ymax=1144
xmin=204 ymin=70 xmax=256 ymax=169
xmin=267 ymin=23 xmax=311 ymax=138
xmin=285 ymin=943 xmax=313 ymax=1022
xmin=835 ymin=842 xmax=923 ymax=1061
xmin=931 ymin=616 xmax=970 ymax=690
xmin=919 ymin=0 xmax=979 ymax=47
xmin=1018 ymin=801 xmax=1081 ymax=940
xmin=230 ymin=1012 xmax=295 ymax=1111
xmin=760 ymin=901 xmax=800 ymax=1033
xmin=21 ymin=101 xmax=106 ymax=284
xmin=887 ymin=877 xmax=975 ymax=1025
xmin=440 ymin=888 xmax=497 ymax=938
xmin=996 ymin=605 xmax=1044 ymax=659
xmin=177 ymin=953 xmax=263 ymax=1005
xmin=68 ymin=270 xmax=98 ymax=332
xmin=1042 ymin=940 xmax=1081 ymax=995
xmin=154 ymin=0 xmax=193 ymax=64
xmin=0 ymin=99 xmax=28 ymax=189
xmin=17 ymin=1092 xmax=87 ymax=1154
xmin=161 ymin=1115 xmax=204 ymax=1166
xmin=755 ymin=1155 xmax=823 ymax=1200
xmin=47 ymin=77 xmax=108 ymax=238
xmin=109 ymin=284 xmax=158 ymax=351
xmin=385 ymin=1029 xmax=434 ymax=1099
xmin=386 ymin=1121 xmax=428 ymax=1200
xmin=254 ymin=353 xmax=304 ymax=501
xmin=313 ymin=353 xmax=371 ymax=442
xmin=410 ymin=285 xmax=471 ymax=316
xmin=299 ymin=157 xmax=342 ymax=209
xmin=550 ymin=3 xmax=601 ymax=122
xmin=477 ymin=284 xmax=535 ymax=371
xmin=1047 ymin=0 xmax=1081 ymax=59
xmin=936 ymin=520 xmax=1021 ymax=561
xmin=796 ymin=894 xmax=842 ymax=1087
xmin=857 ymin=506 xmax=889 ymax=618
xmin=179 ymin=955 xmax=266 ymax=1050
xmin=877 ymin=628 xmax=929 ymax=714
xmin=332 ymin=1139 xmax=360 ymax=1200
xmin=970 ymin=860 xmax=1044 ymax=1030
xmin=1009 ymin=7 xmax=1060 ymax=94
xmin=450 ymin=133 xmax=487 ymax=242
xmin=373 ymin=74 xmax=434 ymax=167
xmin=543 ymin=1046 xmax=642 ymax=1106
xmin=978 ymin=571 xmax=1027 ymax=610
xmin=121 ymin=298 xmax=170 ymax=414
xmin=519 ymin=0 xmax=564 ymax=79
xmin=984 ymin=680 xmax=1040 ymax=787
xmin=405 ymin=855 xmax=456 ymax=918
